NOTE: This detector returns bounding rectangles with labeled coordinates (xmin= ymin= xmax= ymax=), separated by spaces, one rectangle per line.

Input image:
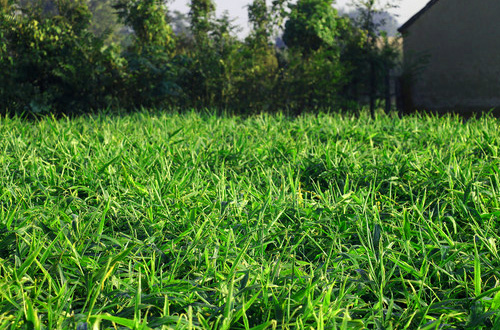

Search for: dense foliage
xmin=0 ymin=0 xmax=400 ymax=115
xmin=1 ymin=110 xmax=500 ymax=329
xmin=0 ymin=0 xmax=122 ymax=113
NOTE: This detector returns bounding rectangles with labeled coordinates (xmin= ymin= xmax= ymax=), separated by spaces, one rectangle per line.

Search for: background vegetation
xmin=0 ymin=0 xmax=400 ymax=115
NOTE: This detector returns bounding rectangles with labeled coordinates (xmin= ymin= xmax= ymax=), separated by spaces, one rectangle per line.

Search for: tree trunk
xmin=384 ymin=65 xmax=391 ymax=115
xmin=369 ymin=59 xmax=375 ymax=119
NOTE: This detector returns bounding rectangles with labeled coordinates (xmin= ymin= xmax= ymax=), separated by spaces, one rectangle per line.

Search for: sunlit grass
xmin=0 ymin=110 xmax=499 ymax=329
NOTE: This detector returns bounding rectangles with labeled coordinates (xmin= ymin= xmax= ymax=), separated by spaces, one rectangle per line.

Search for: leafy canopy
xmin=283 ymin=0 xmax=340 ymax=53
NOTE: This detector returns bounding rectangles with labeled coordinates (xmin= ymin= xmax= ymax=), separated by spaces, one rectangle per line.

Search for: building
xmin=398 ymin=0 xmax=500 ymax=115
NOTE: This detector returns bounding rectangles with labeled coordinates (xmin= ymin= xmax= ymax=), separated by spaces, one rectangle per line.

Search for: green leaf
xmin=474 ymin=240 xmax=482 ymax=297
xmin=23 ymin=294 xmax=41 ymax=330
xmin=16 ymin=245 xmax=43 ymax=279
xmin=372 ymin=223 xmax=381 ymax=260
xmin=97 ymin=154 xmax=121 ymax=176
xmin=90 ymin=314 xmax=152 ymax=330
xmin=492 ymin=291 xmax=500 ymax=310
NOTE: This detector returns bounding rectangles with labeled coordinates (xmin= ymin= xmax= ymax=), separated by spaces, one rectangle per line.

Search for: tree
xmin=87 ymin=0 xmax=129 ymax=45
xmin=168 ymin=10 xmax=191 ymax=38
xmin=269 ymin=0 xmax=290 ymax=31
xmin=0 ymin=0 xmax=9 ymax=10
xmin=113 ymin=0 xmax=175 ymax=50
xmin=178 ymin=0 xmax=243 ymax=109
xmin=247 ymin=0 xmax=270 ymax=47
xmin=189 ymin=0 xmax=215 ymax=43
xmin=167 ymin=10 xmax=194 ymax=53
xmin=347 ymin=0 xmax=401 ymax=117
xmin=112 ymin=0 xmax=179 ymax=108
xmin=226 ymin=0 xmax=279 ymax=112
xmin=16 ymin=0 xmax=92 ymax=32
xmin=280 ymin=0 xmax=346 ymax=112
xmin=340 ymin=8 xmax=399 ymax=36
xmin=0 ymin=0 xmax=123 ymax=114
xmin=283 ymin=0 xmax=340 ymax=54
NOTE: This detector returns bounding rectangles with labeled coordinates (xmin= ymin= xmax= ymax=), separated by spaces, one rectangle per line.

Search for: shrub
xmin=0 ymin=0 xmax=124 ymax=115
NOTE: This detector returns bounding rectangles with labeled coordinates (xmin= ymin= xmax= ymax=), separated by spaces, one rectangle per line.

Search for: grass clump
xmin=0 ymin=110 xmax=500 ymax=329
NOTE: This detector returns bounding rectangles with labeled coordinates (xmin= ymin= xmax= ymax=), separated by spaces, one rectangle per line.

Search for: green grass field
xmin=1 ymin=110 xmax=500 ymax=329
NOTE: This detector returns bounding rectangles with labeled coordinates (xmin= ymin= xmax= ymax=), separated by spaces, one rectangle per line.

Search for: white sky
xmin=169 ymin=0 xmax=430 ymax=34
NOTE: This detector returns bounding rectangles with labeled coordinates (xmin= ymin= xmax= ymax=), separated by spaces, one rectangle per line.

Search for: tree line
xmin=0 ymin=0 xmax=400 ymax=115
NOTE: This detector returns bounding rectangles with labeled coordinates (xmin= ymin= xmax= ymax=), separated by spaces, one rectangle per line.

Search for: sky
xmin=169 ymin=0 xmax=430 ymax=34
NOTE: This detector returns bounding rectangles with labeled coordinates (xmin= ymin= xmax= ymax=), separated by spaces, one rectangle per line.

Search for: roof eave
xmin=397 ymin=0 xmax=441 ymax=33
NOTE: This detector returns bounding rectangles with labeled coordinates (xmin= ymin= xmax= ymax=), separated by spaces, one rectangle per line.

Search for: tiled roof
xmin=398 ymin=0 xmax=441 ymax=33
